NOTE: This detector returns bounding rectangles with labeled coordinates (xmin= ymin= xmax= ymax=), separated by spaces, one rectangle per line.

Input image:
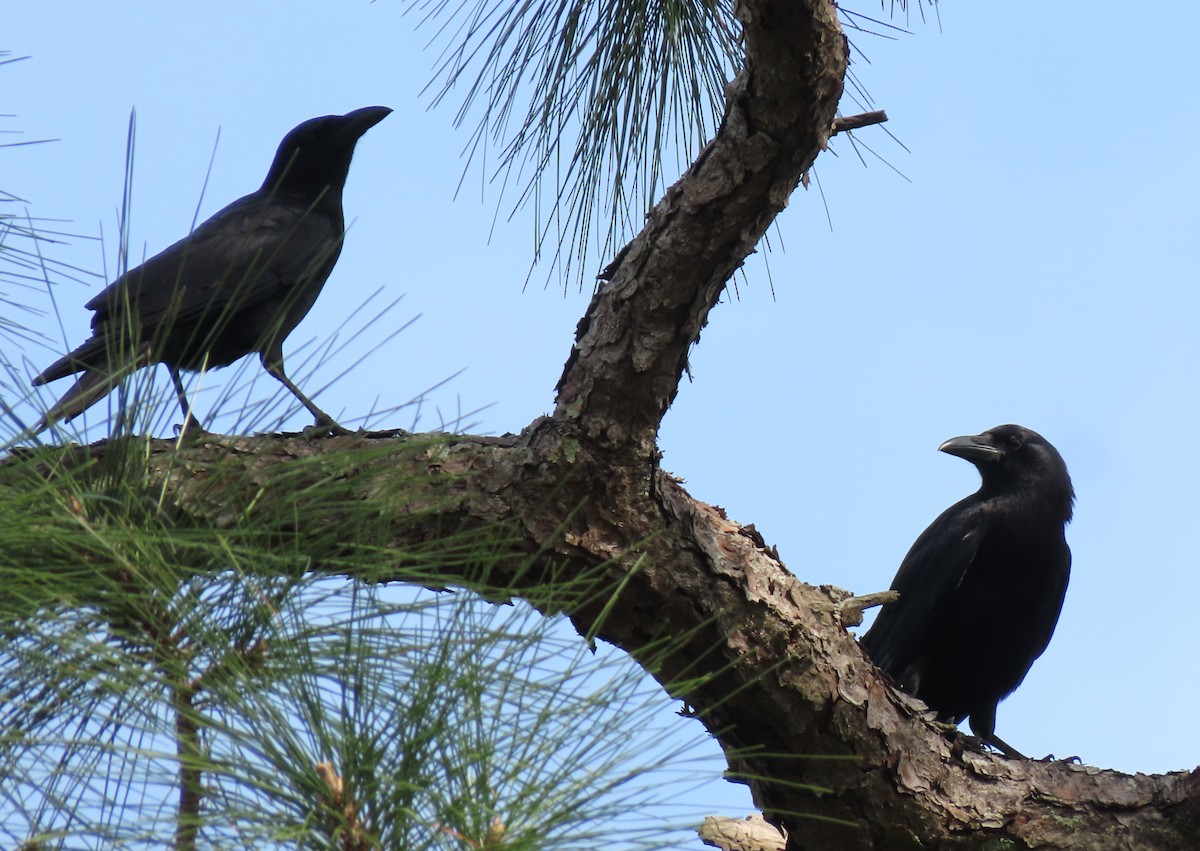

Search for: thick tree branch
xmin=73 ymin=428 xmax=1196 ymax=850
xmin=554 ymin=0 xmax=846 ymax=458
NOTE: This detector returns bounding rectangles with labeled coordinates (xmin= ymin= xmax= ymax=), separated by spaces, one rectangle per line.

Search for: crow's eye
xmin=1008 ymin=434 xmax=1023 ymax=451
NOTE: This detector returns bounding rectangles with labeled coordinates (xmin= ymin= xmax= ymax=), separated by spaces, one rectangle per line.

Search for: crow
xmin=31 ymin=105 xmax=392 ymax=437
xmin=859 ymin=424 xmax=1073 ymax=758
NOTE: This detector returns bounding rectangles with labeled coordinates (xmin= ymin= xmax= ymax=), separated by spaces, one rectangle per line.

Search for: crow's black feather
xmin=32 ymin=106 xmax=391 ymax=435
xmin=860 ymin=424 xmax=1073 ymax=758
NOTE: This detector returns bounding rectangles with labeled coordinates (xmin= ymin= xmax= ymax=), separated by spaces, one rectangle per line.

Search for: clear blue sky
xmin=4 ymin=0 xmax=1197 ymax=828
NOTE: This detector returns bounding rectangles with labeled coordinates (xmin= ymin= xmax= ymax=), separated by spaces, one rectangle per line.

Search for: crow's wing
xmin=859 ymin=495 xmax=987 ymax=677
xmin=34 ymin=193 xmax=340 ymax=384
xmin=87 ymin=192 xmax=340 ymax=330
xmin=1024 ymin=540 xmax=1071 ymax=661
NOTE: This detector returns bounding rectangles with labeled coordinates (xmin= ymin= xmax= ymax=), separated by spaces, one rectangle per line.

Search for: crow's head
xmin=263 ymin=106 xmax=392 ymax=199
xmin=939 ymin=424 xmax=1074 ymax=520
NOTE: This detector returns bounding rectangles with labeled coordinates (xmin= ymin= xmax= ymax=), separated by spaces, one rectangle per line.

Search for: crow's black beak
xmin=939 ymin=434 xmax=1003 ymax=464
xmin=337 ymin=106 xmax=392 ymax=141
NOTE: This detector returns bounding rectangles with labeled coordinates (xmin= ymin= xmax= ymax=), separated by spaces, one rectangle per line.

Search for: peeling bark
xmin=15 ymin=0 xmax=1200 ymax=847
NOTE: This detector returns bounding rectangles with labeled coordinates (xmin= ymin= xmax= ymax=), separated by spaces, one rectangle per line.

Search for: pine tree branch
xmin=553 ymin=0 xmax=846 ymax=458
xmin=38 ymin=425 xmax=1196 ymax=849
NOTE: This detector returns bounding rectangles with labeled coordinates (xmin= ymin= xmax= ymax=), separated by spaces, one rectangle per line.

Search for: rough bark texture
xmin=18 ymin=0 xmax=1200 ymax=848
xmin=107 ymin=428 xmax=1200 ymax=849
xmin=555 ymin=0 xmax=845 ymax=457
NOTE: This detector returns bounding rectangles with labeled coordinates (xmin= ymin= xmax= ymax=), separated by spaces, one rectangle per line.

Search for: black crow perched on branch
xmin=860 ymin=424 xmax=1073 ymax=758
xmin=31 ymin=105 xmax=392 ymax=437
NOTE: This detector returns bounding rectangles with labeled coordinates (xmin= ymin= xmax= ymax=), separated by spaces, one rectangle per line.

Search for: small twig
xmin=831 ymin=110 xmax=888 ymax=136
xmin=836 ymin=589 xmax=899 ymax=626
xmin=432 ymin=816 xmax=508 ymax=849
xmin=316 ymin=762 xmax=373 ymax=851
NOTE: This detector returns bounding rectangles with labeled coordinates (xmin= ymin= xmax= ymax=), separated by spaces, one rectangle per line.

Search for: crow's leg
xmin=261 ymin=351 xmax=350 ymax=437
xmin=168 ymin=366 xmax=208 ymax=437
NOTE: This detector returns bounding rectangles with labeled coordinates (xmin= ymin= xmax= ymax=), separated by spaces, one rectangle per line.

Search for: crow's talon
xmin=303 ymin=419 xmax=351 ymax=439
xmin=1039 ymin=753 xmax=1081 ymax=763
xmin=173 ymin=419 xmax=210 ymax=441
